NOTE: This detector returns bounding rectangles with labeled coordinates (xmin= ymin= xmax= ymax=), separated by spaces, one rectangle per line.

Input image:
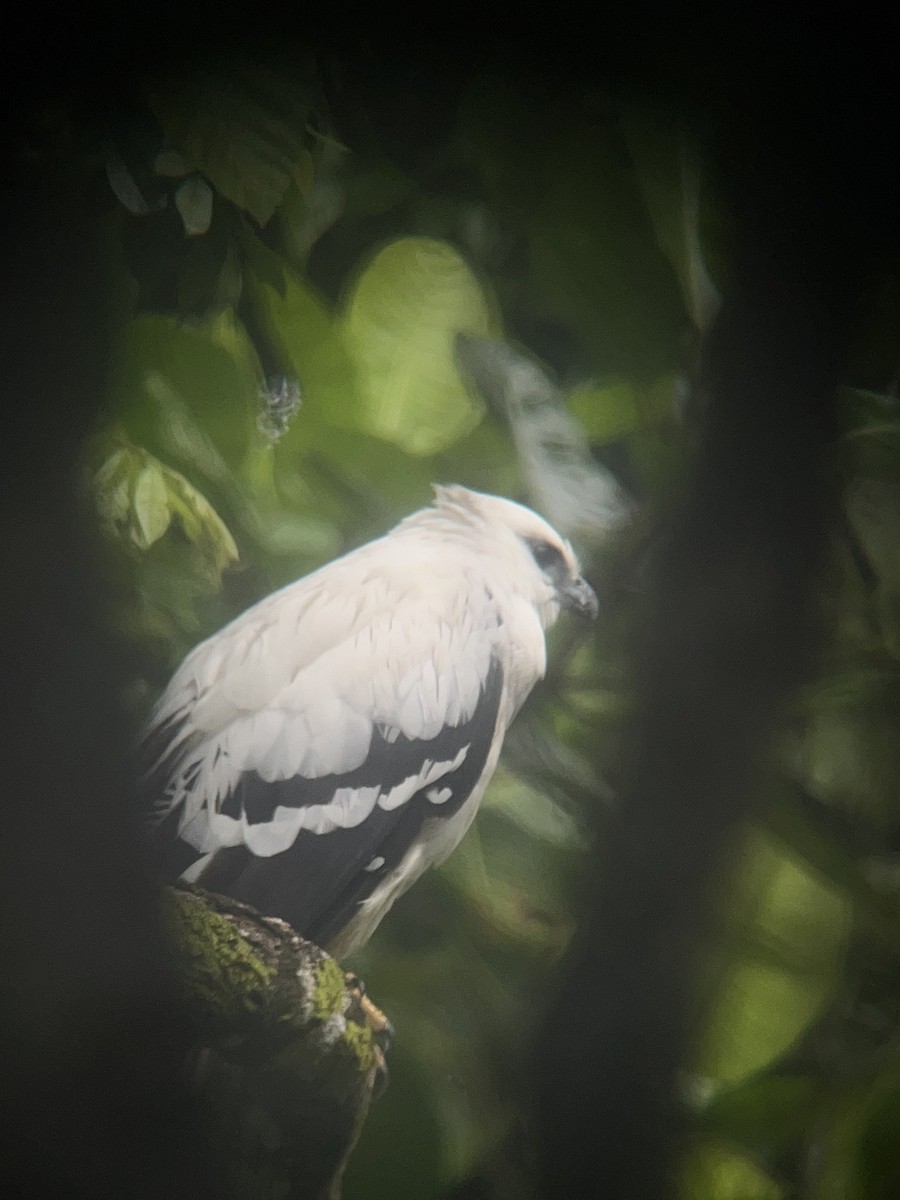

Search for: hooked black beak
xmin=561 ymin=575 xmax=599 ymax=620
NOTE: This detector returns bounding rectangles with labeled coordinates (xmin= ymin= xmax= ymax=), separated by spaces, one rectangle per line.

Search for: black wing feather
xmin=191 ymin=658 xmax=504 ymax=945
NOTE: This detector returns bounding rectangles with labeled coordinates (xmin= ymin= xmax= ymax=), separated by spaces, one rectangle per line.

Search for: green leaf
xmin=149 ymin=66 xmax=311 ymax=226
xmin=679 ymin=1139 xmax=787 ymax=1200
xmin=341 ymin=237 xmax=497 ymax=455
xmin=698 ymin=1075 xmax=823 ymax=1168
xmin=440 ymin=805 xmax=577 ymax=954
xmin=132 ymin=464 xmax=171 ymax=548
xmin=174 ymin=175 xmax=214 ymax=236
xmin=110 ymin=309 xmax=262 ymax=473
xmin=277 ymin=142 xmax=348 ymax=266
xmin=760 ymin=780 xmax=900 ymax=947
xmin=695 ymin=829 xmax=853 ymax=1085
xmin=93 ymin=447 xmax=133 ymax=527
xmin=484 ymin=764 xmax=586 ymax=850
xmin=566 ymin=374 xmax=683 ymax=444
xmin=430 ymin=416 xmax=521 ymax=500
xmin=243 ymin=235 xmax=360 ymax=431
xmin=787 ymin=660 xmax=900 ymax=830
xmin=162 ymin=465 xmax=239 ymax=577
xmin=92 ymin=442 xmax=238 ymax=581
xmin=254 ymin=512 xmax=341 ymax=561
xmin=813 ymin=1056 xmax=900 ymax=1200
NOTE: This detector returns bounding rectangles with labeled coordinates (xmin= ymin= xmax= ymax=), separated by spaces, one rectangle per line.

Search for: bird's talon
xmin=359 ymin=991 xmax=391 ymax=1039
xmin=375 ymin=1015 xmax=395 ymax=1060
xmin=372 ymin=1046 xmax=390 ymax=1098
xmin=343 ymin=970 xmax=364 ymax=996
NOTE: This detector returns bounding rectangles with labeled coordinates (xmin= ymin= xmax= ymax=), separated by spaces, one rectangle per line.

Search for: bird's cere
xmin=141 ymin=485 xmax=598 ymax=957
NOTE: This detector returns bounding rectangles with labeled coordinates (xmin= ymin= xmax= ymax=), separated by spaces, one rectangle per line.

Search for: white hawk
xmin=142 ymin=485 xmax=598 ymax=956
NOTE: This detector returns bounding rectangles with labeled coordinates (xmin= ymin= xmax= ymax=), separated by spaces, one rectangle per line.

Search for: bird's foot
xmin=344 ymin=971 xmax=394 ymax=1097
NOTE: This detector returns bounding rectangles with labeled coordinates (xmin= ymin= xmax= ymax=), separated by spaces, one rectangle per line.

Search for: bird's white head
xmin=414 ymin=485 xmax=599 ymax=630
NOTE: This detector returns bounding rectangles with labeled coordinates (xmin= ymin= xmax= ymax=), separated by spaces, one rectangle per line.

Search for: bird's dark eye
xmin=526 ymin=538 xmax=565 ymax=572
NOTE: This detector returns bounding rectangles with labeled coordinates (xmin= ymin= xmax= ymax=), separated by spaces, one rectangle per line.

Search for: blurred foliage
xmin=80 ymin=56 xmax=900 ymax=1200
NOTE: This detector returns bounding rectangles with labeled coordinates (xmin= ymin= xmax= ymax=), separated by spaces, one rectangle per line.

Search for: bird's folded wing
xmin=193 ymin=657 xmax=504 ymax=944
xmin=141 ymin=549 xmax=504 ymax=893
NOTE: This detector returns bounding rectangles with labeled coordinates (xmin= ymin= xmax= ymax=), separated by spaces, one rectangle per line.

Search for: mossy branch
xmin=164 ymin=885 xmax=386 ymax=1200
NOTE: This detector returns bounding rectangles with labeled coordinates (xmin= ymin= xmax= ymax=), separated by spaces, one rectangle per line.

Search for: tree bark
xmin=165 ymin=886 xmax=386 ymax=1200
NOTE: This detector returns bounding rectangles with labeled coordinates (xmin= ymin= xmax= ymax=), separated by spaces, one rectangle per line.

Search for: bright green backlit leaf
xmin=163 ymin=466 xmax=239 ymax=577
xmin=695 ymin=829 xmax=852 ymax=1085
xmin=256 ymin=512 xmax=341 ymax=561
xmin=680 ymin=1139 xmax=786 ymax=1200
xmin=92 ymin=443 xmax=238 ymax=581
xmin=97 ymin=476 xmax=132 ymax=528
xmin=341 ymin=237 xmax=497 ymax=456
xmin=132 ymin=464 xmax=171 ymax=548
